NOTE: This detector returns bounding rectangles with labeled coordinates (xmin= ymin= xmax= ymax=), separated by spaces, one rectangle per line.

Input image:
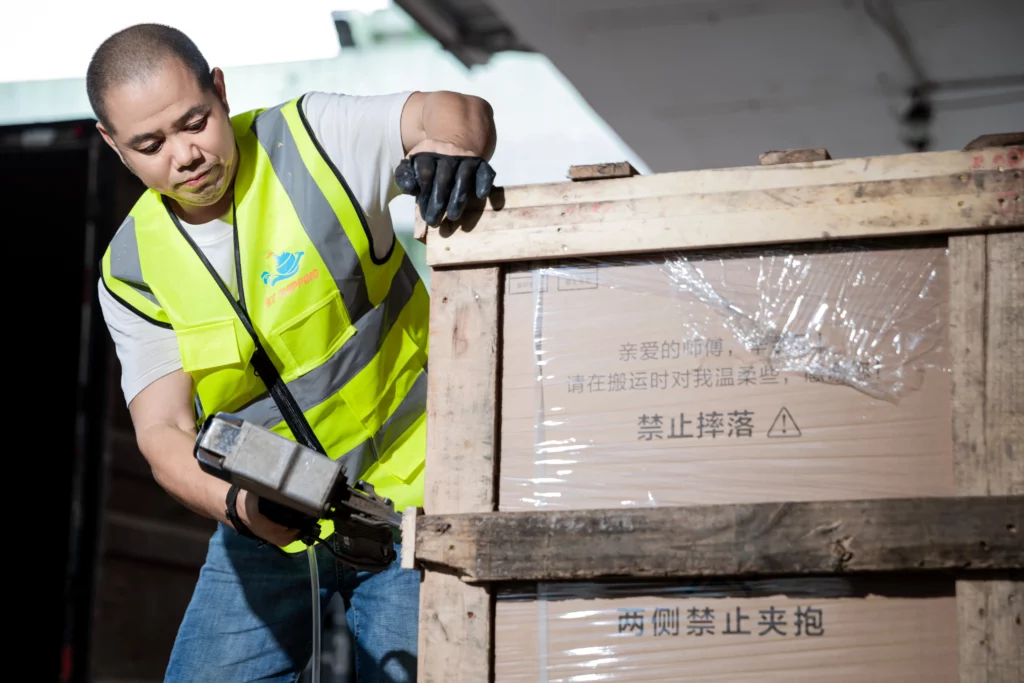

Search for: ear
xmin=211 ymin=67 xmax=229 ymax=114
xmin=96 ymin=121 xmax=127 ymax=166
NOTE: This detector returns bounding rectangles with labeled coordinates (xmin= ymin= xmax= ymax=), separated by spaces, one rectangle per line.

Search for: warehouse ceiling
xmin=398 ymin=0 xmax=1024 ymax=173
xmin=392 ymin=0 xmax=534 ymax=67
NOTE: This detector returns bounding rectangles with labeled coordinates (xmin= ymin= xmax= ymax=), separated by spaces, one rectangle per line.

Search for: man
xmin=89 ymin=23 xmax=496 ymax=683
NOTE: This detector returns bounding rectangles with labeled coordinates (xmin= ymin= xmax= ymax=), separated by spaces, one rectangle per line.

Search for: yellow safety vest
xmin=100 ymin=94 xmax=428 ymax=553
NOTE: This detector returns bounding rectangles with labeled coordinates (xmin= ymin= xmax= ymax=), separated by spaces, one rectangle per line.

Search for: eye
xmin=185 ymin=116 xmax=208 ymax=132
xmin=138 ymin=142 xmax=163 ymax=155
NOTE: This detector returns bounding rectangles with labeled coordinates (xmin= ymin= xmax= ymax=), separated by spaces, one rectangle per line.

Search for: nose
xmin=169 ymin=133 xmax=203 ymax=171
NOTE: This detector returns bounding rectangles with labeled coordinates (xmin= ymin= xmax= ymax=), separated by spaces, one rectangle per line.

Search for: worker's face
xmin=98 ymin=58 xmax=237 ymax=212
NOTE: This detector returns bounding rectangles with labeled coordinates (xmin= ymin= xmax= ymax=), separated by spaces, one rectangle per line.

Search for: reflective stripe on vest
xmin=233 ymin=253 xmax=421 ymax=430
xmin=102 ymin=216 xmax=171 ymax=328
xmin=100 ymin=94 xmax=428 ymax=552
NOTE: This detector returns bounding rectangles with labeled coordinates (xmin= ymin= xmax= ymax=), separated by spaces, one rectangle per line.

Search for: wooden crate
xmin=406 ymin=134 xmax=1024 ymax=683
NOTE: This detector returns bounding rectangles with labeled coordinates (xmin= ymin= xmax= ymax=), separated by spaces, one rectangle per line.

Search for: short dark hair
xmin=86 ymin=23 xmax=215 ymax=130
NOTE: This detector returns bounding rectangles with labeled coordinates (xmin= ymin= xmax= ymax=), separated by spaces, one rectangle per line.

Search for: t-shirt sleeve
xmin=300 ymin=90 xmax=413 ymax=261
xmin=98 ymin=278 xmax=184 ymax=406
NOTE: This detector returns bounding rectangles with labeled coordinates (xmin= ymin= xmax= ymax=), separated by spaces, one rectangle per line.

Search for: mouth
xmin=182 ymin=167 xmax=214 ymax=188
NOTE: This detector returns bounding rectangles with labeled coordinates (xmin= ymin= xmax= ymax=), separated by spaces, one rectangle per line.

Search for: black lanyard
xmin=230 ymin=196 xmax=247 ymax=313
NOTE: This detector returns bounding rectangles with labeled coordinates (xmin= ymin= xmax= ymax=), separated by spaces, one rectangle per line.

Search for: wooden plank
xmin=952 ymin=228 xmax=1024 ymax=683
xmin=416 ymin=160 xmax=643 ymax=243
xmin=759 ymin=148 xmax=832 ymax=165
xmin=424 ymin=146 xmax=1024 ymax=266
xmin=415 ymin=161 xmax=642 ymax=243
xmin=568 ymin=161 xmax=639 ymax=180
xmin=423 ymin=268 xmax=502 ymax=513
xmin=418 ymin=267 xmax=502 ymax=683
xmin=949 ymin=235 xmax=989 ymax=492
xmin=415 ymin=496 xmax=1024 ymax=582
xmin=401 ymin=506 xmax=420 ymax=569
xmin=963 ymin=132 xmax=1024 ymax=150
xmin=984 ymin=231 xmax=1024 ymax=497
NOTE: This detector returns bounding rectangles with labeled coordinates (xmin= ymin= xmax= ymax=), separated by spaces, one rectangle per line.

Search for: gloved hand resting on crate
xmin=394 ymin=142 xmax=497 ymax=227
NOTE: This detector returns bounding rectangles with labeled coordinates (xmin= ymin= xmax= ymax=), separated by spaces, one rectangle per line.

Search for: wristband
xmin=225 ymin=485 xmax=263 ymax=543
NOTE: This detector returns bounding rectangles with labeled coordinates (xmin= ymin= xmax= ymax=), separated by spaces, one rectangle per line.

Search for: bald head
xmin=86 ymin=23 xmax=214 ymax=130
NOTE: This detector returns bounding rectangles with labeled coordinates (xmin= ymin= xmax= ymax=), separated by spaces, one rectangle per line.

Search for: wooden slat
xmin=415 ymin=496 xmax=1024 ymax=582
xmin=759 ymin=148 xmax=832 ymax=165
xmin=414 ymin=161 xmax=642 ymax=242
xmin=424 ymin=146 xmax=1023 ymax=266
xmin=963 ymin=132 xmax=1024 ymax=150
xmin=568 ymin=161 xmax=639 ymax=180
xmin=984 ymin=232 xmax=1024 ymax=497
xmin=401 ymin=506 xmax=421 ymax=569
xmin=417 ymin=267 xmax=502 ymax=683
xmin=950 ymin=235 xmax=990 ymax=492
xmin=952 ymin=229 xmax=1024 ymax=683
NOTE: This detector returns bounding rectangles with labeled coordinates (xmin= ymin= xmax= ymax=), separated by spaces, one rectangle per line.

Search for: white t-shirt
xmin=98 ymin=90 xmax=413 ymax=406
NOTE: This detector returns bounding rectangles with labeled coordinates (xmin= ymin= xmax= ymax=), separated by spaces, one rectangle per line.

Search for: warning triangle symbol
xmin=767 ymin=407 xmax=801 ymax=438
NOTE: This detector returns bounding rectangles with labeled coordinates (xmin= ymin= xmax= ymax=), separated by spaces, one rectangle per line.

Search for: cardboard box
xmin=496 ymin=589 xmax=957 ymax=682
xmin=495 ymin=244 xmax=956 ymax=681
xmin=499 ymin=245 xmax=953 ymax=511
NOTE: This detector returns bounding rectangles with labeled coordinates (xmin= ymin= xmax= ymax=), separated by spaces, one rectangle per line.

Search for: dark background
xmin=3 ymin=121 xmax=217 ymax=683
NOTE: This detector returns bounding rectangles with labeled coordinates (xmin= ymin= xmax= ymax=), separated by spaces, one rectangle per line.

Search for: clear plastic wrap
xmin=499 ymin=240 xmax=953 ymax=513
xmin=495 ymin=577 xmax=957 ymax=682
xmin=659 ymin=242 xmax=948 ymax=401
xmin=494 ymin=240 xmax=957 ymax=681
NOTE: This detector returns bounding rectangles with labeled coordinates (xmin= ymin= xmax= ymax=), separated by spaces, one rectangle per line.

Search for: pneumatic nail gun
xmin=193 ymin=413 xmax=402 ymax=572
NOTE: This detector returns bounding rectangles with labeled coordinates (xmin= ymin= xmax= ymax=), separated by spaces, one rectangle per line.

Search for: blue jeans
xmin=165 ymin=523 xmax=419 ymax=682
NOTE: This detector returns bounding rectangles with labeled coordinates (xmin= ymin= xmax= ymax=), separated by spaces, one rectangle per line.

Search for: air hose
xmin=308 ymin=545 xmax=321 ymax=683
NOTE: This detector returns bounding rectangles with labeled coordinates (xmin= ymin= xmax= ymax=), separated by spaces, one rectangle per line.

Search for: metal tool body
xmin=194 ymin=413 xmax=401 ymax=571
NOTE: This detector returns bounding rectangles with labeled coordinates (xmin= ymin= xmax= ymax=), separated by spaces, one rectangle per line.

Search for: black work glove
xmin=258 ymin=496 xmax=317 ymax=531
xmin=394 ymin=152 xmax=496 ymax=227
